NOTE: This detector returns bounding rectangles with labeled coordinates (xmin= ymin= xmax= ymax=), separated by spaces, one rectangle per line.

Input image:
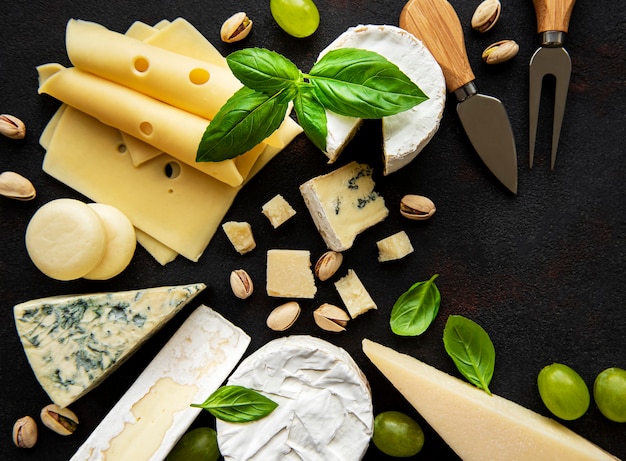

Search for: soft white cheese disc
xmin=318 ymin=25 xmax=446 ymax=175
xmin=217 ymin=336 xmax=373 ymax=461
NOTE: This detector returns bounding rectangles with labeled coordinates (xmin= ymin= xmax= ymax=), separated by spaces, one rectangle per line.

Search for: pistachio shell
xmin=40 ymin=404 xmax=78 ymax=436
xmin=13 ymin=416 xmax=37 ymax=448
xmin=314 ymin=251 xmax=343 ymax=281
xmin=0 ymin=171 xmax=36 ymax=201
xmin=313 ymin=303 xmax=350 ymax=332
xmin=482 ymin=40 xmax=519 ymax=64
xmin=400 ymin=194 xmax=436 ymax=220
xmin=0 ymin=114 xmax=26 ymax=139
xmin=267 ymin=301 xmax=301 ymax=331
xmin=220 ymin=12 xmax=252 ymax=43
xmin=230 ymin=269 xmax=253 ymax=299
xmin=471 ymin=0 xmax=501 ymax=33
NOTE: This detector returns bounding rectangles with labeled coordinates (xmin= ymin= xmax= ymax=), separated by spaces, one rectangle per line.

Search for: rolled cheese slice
xmin=317 ymin=25 xmax=446 ymax=175
xmin=84 ymin=203 xmax=137 ymax=280
xmin=217 ymin=336 xmax=373 ymax=460
xmin=65 ymin=19 xmax=241 ymax=120
xmin=25 ymin=198 xmax=106 ymax=281
xmin=37 ymin=64 xmax=244 ymax=187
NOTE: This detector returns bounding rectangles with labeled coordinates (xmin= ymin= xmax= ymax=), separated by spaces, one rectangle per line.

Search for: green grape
xmin=372 ymin=411 xmax=425 ymax=457
xmin=537 ymin=363 xmax=590 ymax=421
xmin=166 ymin=427 xmax=219 ymax=461
xmin=270 ymin=0 xmax=320 ymax=38
xmin=593 ymin=367 xmax=626 ymax=423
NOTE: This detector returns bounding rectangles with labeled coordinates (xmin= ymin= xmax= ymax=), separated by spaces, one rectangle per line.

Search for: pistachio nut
xmin=230 ymin=269 xmax=253 ymax=299
xmin=314 ymin=251 xmax=343 ymax=281
xmin=220 ymin=12 xmax=252 ymax=43
xmin=13 ymin=416 xmax=37 ymax=448
xmin=0 ymin=114 xmax=26 ymax=139
xmin=482 ymin=39 xmax=519 ymax=64
xmin=400 ymin=194 xmax=436 ymax=221
xmin=313 ymin=303 xmax=350 ymax=332
xmin=267 ymin=301 xmax=301 ymax=331
xmin=40 ymin=404 xmax=78 ymax=436
xmin=471 ymin=0 xmax=501 ymax=33
xmin=0 ymin=171 xmax=36 ymax=201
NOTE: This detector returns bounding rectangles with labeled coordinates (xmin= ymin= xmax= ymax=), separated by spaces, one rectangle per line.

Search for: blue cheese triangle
xmin=14 ymin=283 xmax=205 ymax=407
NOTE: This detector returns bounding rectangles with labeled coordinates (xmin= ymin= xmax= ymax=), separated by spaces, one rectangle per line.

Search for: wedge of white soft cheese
xmin=70 ymin=305 xmax=250 ymax=461
xmin=317 ymin=25 xmax=446 ymax=175
xmin=217 ymin=336 xmax=373 ymax=460
xmin=363 ymin=339 xmax=621 ymax=461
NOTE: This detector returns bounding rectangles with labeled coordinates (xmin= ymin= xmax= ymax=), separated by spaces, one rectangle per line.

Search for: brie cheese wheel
xmin=317 ymin=25 xmax=446 ymax=175
xmin=217 ymin=336 xmax=373 ymax=461
xmin=362 ymin=339 xmax=620 ymax=461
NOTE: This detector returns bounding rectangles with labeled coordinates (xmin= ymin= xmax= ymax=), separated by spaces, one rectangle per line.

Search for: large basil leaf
xmin=390 ymin=274 xmax=440 ymax=336
xmin=308 ymin=48 xmax=428 ymax=119
xmin=227 ymin=48 xmax=302 ymax=93
xmin=196 ymin=86 xmax=295 ymax=162
xmin=191 ymin=385 xmax=278 ymax=423
xmin=293 ymin=85 xmax=328 ymax=151
xmin=443 ymin=315 xmax=495 ymax=395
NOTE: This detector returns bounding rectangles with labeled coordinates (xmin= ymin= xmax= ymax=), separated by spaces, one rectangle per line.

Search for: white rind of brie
xmin=217 ymin=336 xmax=373 ymax=461
xmin=317 ymin=25 xmax=446 ymax=175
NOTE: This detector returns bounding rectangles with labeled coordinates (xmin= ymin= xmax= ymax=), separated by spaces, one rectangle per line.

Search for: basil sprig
xmin=191 ymin=385 xmax=278 ymax=423
xmin=390 ymin=274 xmax=440 ymax=336
xmin=443 ymin=315 xmax=495 ymax=395
xmin=196 ymin=47 xmax=428 ymax=162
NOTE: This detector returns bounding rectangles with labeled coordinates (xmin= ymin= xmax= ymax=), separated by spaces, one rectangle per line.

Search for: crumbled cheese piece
xmin=222 ymin=221 xmax=256 ymax=255
xmin=377 ymin=230 xmax=414 ymax=262
xmin=261 ymin=194 xmax=296 ymax=228
xmin=334 ymin=269 xmax=377 ymax=318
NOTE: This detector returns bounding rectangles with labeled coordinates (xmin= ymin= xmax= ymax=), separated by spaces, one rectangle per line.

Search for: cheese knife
xmin=400 ymin=0 xmax=518 ymax=194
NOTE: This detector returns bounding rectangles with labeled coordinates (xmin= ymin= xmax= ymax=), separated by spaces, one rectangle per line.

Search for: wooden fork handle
xmin=400 ymin=0 xmax=474 ymax=93
xmin=533 ymin=0 xmax=577 ymax=33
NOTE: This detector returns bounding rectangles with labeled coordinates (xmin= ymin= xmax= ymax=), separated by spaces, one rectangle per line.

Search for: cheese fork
xmin=529 ymin=0 xmax=576 ymax=169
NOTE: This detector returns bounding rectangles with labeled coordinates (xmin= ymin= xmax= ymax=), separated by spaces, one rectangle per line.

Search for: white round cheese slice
xmin=84 ymin=203 xmax=137 ymax=280
xmin=25 ymin=198 xmax=106 ymax=280
xmin=216 ymin=336 xmax=373 ymax=461
xmin=318 ymin=24 xmax=446 ymax=175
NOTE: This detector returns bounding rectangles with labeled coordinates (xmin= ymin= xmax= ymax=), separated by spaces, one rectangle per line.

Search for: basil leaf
xmin=196 ymin=86 xmax=295 ymax=162
xmin=227 ymin=48 xmax=302 ymax=93
xmin=390 ymin=274 xmax=440 ymax=336
xmin=191 ymin=385 xmax=278 ymax=423
xmin=308 ymin=48 xmax=428 ymax=119
xmin=443 ymin=315 xmax=495 ymax=395
xmin=294 ymin=85 xmax=328 ymax=151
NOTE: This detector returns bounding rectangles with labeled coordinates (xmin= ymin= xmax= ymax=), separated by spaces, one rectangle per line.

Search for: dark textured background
xmin=1 ymin=1 xmax=625 ymax=459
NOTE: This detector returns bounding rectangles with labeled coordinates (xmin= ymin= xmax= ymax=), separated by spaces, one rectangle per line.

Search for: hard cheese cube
xmin=266 ymin=249 xmax=317 ymax=298
xmin=262 ymin=194 xmax=296 ymax=228
xmin=377 ymin=230 xmax=414 ymax=262
xmin=335 ymin=269 xmax=377 ymax=319
xmin=222 ymin=221 xmax=256 ymax=255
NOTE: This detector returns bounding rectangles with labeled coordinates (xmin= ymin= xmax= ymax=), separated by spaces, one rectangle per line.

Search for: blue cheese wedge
xmin=217 ymin=336 xmax=373 ymax=461
xmin=317 ymin=25 xmax=446 ymax=175
xmin=70 ymin=305 xmax=250 ymax=461
xmin=363 ymin=339 xmax=620 ymax=461
xmin=14 ymin=283 xmax=205 ymax=408
xmin=299 ymin=162 xmax=388 ymax=252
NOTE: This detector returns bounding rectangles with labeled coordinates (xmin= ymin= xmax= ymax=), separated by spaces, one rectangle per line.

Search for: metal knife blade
xmin=400 ymin=0 xmax=518 ymax=193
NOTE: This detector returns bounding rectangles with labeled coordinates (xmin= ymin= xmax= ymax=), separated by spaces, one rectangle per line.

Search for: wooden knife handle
xmin=533 ymin=0 xmax=576 ymax=33
xmin=399 ymin=0 xmax=474 ymax=93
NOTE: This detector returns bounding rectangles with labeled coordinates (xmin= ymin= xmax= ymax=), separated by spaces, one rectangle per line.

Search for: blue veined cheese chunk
xmin=13 ymin=283 xmax=205 ymax=407
xmin=299 ymin=162 xmax=388 ymax=252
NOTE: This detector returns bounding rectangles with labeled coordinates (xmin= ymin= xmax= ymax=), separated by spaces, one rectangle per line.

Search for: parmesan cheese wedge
xmin=362 ymin=339 xmax=620 ymax=461
xmin=317 ymin=25 xmax=446 ymax=175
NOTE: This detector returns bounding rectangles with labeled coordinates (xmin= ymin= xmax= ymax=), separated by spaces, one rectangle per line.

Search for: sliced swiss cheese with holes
xmin=70 ymin=305 xmax=250 ymax=461
xmin=317 ymin=25 xmax=446 ymax=175
xmin=14 ymin=284 xmax=205 ymax=408
xmin=65 ymin=19 xmax=241 ymax=121
xmin=217 ymin=336 xmax=373 ymax=460
xmin=362 ymin=339 xmax=620 ymax=461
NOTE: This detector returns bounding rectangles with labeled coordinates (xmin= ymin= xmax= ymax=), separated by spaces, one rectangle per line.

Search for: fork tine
xmin=528 ymin=49 xmax=544 ymax=169
xmin=550 ymin=51 xmax=572 ymax=169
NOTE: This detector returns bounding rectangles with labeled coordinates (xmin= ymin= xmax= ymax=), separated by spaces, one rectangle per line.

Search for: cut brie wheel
xmin=217 ymin=336 xmax=373 ymax=460
xmin=317 ymin=25 xmax=446 ymax=175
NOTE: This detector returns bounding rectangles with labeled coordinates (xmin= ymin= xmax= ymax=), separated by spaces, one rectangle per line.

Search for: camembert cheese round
xmin=318 ymin=25 xmax=446 ymax=175
xmin=216 ymin=336 xmax=373 ymax=460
